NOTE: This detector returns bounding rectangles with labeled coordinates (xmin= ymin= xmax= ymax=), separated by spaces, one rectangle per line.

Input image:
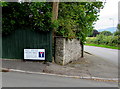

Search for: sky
xmin=94 ymin=0 xmax=119 ymax=30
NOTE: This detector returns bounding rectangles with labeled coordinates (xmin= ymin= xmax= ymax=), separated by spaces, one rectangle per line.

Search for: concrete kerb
xmin=84 ymin=51 xmax=93 ymax=55
xmin=2 ymin=68 xmax=118 ymax=83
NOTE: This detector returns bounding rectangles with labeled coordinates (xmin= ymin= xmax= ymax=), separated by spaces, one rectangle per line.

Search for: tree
xmin=100 ymin=31 xmax=113 ymax=36
xmin=114 ymin=23 xmax=120 ymax=36
xmin=88 ymin=29 xmax=100 ymax=37
xmin=52 ymin=2 xmax=59 ymax=62
xmin=0 ymin=1 xmax=8 ymax=7
xmin=2 ymin=2 xmax=104 ymax=58
xmin=117 ymin=23 xmax=120 ymax=31
xmin=114 ymin=31 xmax=120 ymax=36
xmin=2 ymin=2 xmax=53 ymax=35
xmin=57 ymin=2 xmax=103 ymax=57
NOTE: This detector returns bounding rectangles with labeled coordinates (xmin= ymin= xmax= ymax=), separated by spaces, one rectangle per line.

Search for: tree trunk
xmin=52 ymin=1 xmax=59 ymax=62
xmin=52 ymin=2 xmax=59 ymax=22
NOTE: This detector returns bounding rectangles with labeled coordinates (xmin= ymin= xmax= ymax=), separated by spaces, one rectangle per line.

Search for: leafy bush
xmin=100 ymin=31 xmax=113 ymax=36
xmin=86 ymin=34 xmax=119 ymax=47
xmin=2 ymin=2 xmax=53 ymax=35
xmin=114 ymin=30 xmax=120 ymax=36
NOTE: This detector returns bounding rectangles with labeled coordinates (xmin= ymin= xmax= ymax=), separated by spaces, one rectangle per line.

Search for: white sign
xmin=24 ymin=49 xmax=45 ymax=60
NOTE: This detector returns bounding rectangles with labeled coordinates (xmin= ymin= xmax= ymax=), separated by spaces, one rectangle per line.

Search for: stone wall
xmin=55 ymin=37 xmax=81 ymax=65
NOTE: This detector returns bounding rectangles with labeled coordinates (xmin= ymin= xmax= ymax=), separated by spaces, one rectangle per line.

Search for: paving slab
xmin=2 ymin=52 xmax=118 ymax=79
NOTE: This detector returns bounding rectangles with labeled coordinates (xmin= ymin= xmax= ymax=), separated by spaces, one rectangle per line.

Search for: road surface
xmin=84 ymin=46 xmax=118 ymax=66
xmin=2 ymin=72 xmax=118 ymax=87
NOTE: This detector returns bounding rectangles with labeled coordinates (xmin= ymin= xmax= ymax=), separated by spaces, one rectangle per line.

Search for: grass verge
xmin=85 ymin=43 xmax=120 ymax=50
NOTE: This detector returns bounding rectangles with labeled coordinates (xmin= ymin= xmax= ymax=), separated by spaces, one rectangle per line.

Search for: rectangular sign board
xmin=24 ymin=49 xmax=45 ymax=60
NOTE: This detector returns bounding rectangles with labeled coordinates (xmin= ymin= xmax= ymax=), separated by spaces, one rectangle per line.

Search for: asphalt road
xmin=2 ymin=72 xmax=118 ymax=87
xmin=84 ymin=46 xmax=119 ymax=66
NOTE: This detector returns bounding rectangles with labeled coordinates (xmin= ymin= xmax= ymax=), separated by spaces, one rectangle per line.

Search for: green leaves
xmin=2 ymin=2 xmax=52 ymax=35
xmin=0 ymin=1 xmax=8 ymax=7
xmin=113 ymin=24 xmax=120 ymax=36
xmin=57 ymin=2 xmax=103 ymax=43
xmin=100 ymin=31 xmax=113 ymax=36
xmin=117 ymin=23 xmax=120 ymax=31
xmin=86 ymin=35 xmax=120 ymax=47
xmin=2 ymin=1 xmax=104 ymax=40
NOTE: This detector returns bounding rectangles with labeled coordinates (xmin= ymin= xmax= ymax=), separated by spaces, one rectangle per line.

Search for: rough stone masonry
xmin=55 ymin=37 xmax=81 ymax=65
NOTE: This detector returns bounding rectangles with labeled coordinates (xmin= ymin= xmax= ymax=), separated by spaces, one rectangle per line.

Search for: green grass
xmin=85 ymin=43 xmax=120 ymax=50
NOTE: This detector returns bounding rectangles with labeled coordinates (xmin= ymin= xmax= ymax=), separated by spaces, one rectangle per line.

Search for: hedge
xmin=86 ymin=34 xmax=120 ymax=47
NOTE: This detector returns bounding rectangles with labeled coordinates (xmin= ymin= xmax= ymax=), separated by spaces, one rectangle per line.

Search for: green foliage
xmin=117 ymin=23 xmax=120 ymax=31
xmin=88 ymin=29 xmax=99 ymax=37
xmin=0 ymin=1 xmax=8 ymax=7
xmin=86 ymin=34 xmax=120 ymax=47
xmin=2 ymin=2 xmax=104 ymax=43
xmin=114 ymin=24 xmax=120 ymax=36
xmin=2 ymin=2 xmax=53 ymax=35
xmin=114 ymin=30 xmax=120 ymax=36
xmin=100 ymin=31 xmax=112 ymax=36
xmin=57 ymin=2 xmax=103 ymax=42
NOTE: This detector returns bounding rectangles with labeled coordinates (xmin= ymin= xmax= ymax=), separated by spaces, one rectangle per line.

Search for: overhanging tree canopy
xmin=2 ymin=2 xmax=104 ymax=58
xmin=57 ymin=2 xmax=103 ymax=41
xmin=2 ymin=2 xmax=104 ymax=40
xmin=57 ymin=2 xmax=103 ymax=57
xmin=2 ymin=2 xmax=53 ymax=35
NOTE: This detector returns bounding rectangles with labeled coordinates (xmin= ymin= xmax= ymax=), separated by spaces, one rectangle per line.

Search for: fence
xmin=2 ymin=29 xmax=52 ymax=62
